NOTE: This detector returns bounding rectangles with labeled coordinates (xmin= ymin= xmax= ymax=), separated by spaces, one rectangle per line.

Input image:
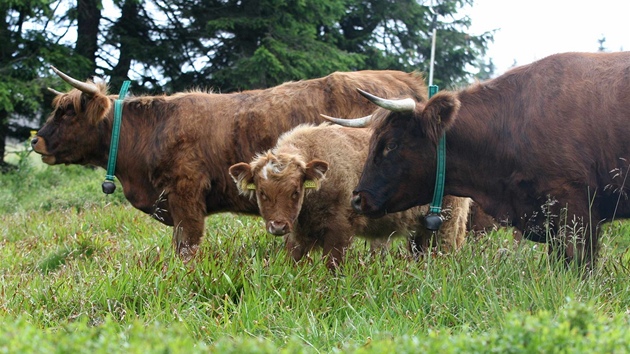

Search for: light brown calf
xmin=229 ymin=124 xmax=470 ymax=269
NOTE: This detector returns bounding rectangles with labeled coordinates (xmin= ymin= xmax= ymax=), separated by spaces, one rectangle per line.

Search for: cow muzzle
xmin=30 ymin=136 xmax=55 ymax=164
xmin=351 ymin=191 xmax=386 ymax=218
xmin=351 ymin=192 xmax=364 ymax=213
xmin=266 ymin=220 xmax=290 ymax=236
xmin=30 ymin=136 xmax=41 ymax=150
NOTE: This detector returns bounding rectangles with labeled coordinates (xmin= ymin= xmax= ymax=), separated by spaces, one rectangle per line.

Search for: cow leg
xmin=564 ymin=219 xmax=600 ymax=273
xmin=547 ymin=236 xmax=568 ymax=265
xmin=321 ymin=230 xmax=352 ymax=271
xmin=547 ymin=205 xmax=600 ymax=272
xmin=284 ymin=234 xmax=316 ymax=263
xmin=438 ymin=196 xmax=471 ymax=252
xmin=409 ymin=226 xmax=433 ymax=258
xmin=547 ymin=230 xmax=598 ymax=273
xmin=468 ymin=201 xmax=499 ymax=236
xmin=369 ymin=237 xmax=391 ymax=255
xmin=168 ymin=193 xmax=206 ymax=261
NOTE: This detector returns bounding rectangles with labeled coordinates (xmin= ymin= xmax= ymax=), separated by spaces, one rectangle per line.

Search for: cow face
xmin=31 ymin=68 xmax=112 ymax=166
xmin=353 ymin=92 xmax=461 ymax=217
xmin=229 ymin=154 xmax=328 ymax=236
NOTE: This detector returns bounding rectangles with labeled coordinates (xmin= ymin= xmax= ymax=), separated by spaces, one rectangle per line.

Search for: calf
xmin=229 ymin=124 xmax=471 ymax=269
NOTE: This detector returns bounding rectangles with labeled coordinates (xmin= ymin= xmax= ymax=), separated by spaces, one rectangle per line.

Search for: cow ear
xmin=305 ymin=159 xmax=329 ymax=189
xmin=83 ymin=83 xmax=112 ymax=124
xmin=417 ymin=91 xmax=461 ymax=144
xmin=229 ymin=162 xmax=254 ymax=194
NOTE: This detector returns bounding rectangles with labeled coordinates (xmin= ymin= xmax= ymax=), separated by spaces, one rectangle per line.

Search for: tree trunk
xmin=76 ymin=0 xmax=102 ymax=76
xmin=109 ymin=0 xmax=139 ymax=89
xmin=0 ymin=111 xmax=8 ymax=169
xmin=0 ymin=5 xmax=12 ymax=168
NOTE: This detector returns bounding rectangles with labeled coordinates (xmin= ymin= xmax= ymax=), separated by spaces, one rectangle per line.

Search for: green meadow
xmin=3 ymin=145 xmax=630 ymax=353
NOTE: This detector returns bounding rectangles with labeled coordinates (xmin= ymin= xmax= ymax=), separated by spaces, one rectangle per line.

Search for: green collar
xmin=425 ymin=85 xmax=446 ymax=231
xmin=102 ymin=80 xmax=131 ymax=194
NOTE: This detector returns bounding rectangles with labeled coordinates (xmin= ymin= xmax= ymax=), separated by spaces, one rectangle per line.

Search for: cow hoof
xmin=178 ymin=244 xmax=199 ymax=263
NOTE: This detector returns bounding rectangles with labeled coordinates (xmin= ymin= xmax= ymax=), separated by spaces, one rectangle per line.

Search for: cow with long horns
xmin=324 ymin=51 xmax=630 ymax=271
xmin=31 ymin=68 xmax=433 ymax=259
xmin=229 ymin=123 xmax=471 ymax=269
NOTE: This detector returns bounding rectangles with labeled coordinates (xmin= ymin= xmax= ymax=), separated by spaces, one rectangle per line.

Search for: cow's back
xmin=451 ymin=52 xmax=630 ymax=224
xmin=196 ymin=70 xmax=428 ymax=215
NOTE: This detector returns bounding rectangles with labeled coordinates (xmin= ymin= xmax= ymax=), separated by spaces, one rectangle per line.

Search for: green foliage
xmin=0 ymin=145 xmax=127 ymax=213
xmin=2 ymin=162 xmax=630 ymax=352
xmin=146 ymin=0 xmax=491 ymax=91
xmin=0 ymin=316 xmax=209 ymax=353
xmin=3 ymin=0 xmax=493 ymax=156
xmin=0 ymin=0 xmax=93 ymax=153
xmin=2 ymin=302 xmax=630 ymax=353
xmin=167 ymin=0 xmax=364 ymax=91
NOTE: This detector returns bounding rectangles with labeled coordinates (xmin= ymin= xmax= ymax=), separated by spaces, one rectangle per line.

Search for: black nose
xmin=351 ymin=192 xmax=363 ymax=213
xmin=268 ymin=220 xmax=288 ymax=235
xmin=31 ymin=137 xmax=38 ymax=147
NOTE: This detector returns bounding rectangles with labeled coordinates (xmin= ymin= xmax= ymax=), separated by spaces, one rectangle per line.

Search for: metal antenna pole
xmin=429 ymin=28 xmax=437 ymax=86
xmin=428 ymin=0 xmax=437 ymax=86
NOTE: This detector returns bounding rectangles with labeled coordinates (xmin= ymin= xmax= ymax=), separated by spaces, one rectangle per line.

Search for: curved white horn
xmin=51 ymin=66 xmax=99 ymax=96
xmin=320 ymin=114 xmax=373 ymax=128
xmin=47 ymin=87 xmax=64 ymax=96
xmin=357 ymin=88 xmax=416 ymax=112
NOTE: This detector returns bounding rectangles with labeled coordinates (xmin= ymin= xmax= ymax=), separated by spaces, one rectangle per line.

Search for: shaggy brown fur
xmin=32 ymin=70 xmax=428 ymax=259
xmin=350 ymin=52 xmax=630 ymax=271
xmin=229 ymin=124 xmax=470 ymax=269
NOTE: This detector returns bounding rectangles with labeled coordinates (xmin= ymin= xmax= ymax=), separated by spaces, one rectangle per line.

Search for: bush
xmin=0 ymin=159 xmax=127 ymax=213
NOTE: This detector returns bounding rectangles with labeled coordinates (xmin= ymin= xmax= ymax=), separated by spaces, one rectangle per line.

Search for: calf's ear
xmin=417 ymin=92 xmax=461 ymax=144
xmin=304 ymin=159 xmax=329 ymax=189
xmin=229 ymin=163 xmax=254 ymax=194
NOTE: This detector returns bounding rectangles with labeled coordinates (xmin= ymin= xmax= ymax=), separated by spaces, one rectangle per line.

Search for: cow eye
xmin=62 ymin=106 xmax=75 ymax=116
xmin=385 ymin=142 xmax=398 ymax=152
xmin=52 ymin=110 xmax=66 ymax=122
xmin=259 ymin=191 xmax=268 ymax=201
xmin=292 ymin=190 xmax=300 ymax=200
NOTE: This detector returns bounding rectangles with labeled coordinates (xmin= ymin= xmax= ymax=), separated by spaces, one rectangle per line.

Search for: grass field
xmin=3 ymin=147 xmax=630 ymax=352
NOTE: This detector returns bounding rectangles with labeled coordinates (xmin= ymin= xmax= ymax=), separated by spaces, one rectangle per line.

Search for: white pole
xmin=428 ymin=27 xmax=437 ymax=86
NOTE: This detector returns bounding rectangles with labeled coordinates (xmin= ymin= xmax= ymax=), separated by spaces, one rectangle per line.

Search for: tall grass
xmin=2 ymin=150 xmax=630 ymax=352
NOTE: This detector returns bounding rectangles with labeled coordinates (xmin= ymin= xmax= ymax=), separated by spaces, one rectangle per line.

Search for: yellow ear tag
xmin=303 ymin=180 xmax=317 ymax=189
xmin=246 ymin=183 xmax=256 ymax=190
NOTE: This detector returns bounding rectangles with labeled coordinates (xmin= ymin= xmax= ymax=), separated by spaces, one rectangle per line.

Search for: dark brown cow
xmin=31 ymin=68 xmax=428 ymax=259
xmin=229 ymin=124 xmax=470 ymax=269
xmin=328 ymin=51 xmax=630 ymax=271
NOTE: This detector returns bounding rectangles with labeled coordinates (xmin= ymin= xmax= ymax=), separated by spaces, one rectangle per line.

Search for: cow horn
xmin=47 ymin=87 xmax=64 ymax=96
xmin=320 ymin=114 xmax=373 ymax=128
xmin=51 ymin=66 xmax=99 ymax=96
xmin=357 ymin=88 xmax=416 ymax=112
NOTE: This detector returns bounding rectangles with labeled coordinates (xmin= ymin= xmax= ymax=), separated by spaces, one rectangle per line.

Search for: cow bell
xmin=424 ymin=213 xmax=444 ymax=231
xmin=102 ymin=180 xmax=116 ymax=194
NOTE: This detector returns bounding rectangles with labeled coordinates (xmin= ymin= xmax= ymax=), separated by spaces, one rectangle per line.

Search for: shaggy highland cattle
xmin=229 ymin=124 xmax=471 ymax=269
xmin=31 ymin=68 xmax=431 ymax=259
xmin=327 ymin=51 xmax=630 ymax=271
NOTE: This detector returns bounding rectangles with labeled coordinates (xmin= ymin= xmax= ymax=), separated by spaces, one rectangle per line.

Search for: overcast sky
xmin=464 ymin=0 xmax=630 ymax=76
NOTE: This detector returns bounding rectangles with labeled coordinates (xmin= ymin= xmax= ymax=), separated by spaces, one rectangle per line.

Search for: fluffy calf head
xmin=229 ymin=152 xmax=328 ymax=236
xmin=31 ymin=67 xmax=112 ymax=166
